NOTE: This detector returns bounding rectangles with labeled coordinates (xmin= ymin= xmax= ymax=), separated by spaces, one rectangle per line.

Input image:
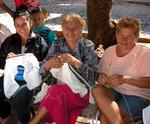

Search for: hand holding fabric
xmin=60 ymin=53 xmax=81 ymax=69
xmin=44 ymin=56 xmax=64 ymax=70
xmin=97 ymin=73 xmax=108 ymax=86
xmin=107 ymin=74 xmax=124 ymax=86
xmin=7 ymin=52 xmax=17 ymax=59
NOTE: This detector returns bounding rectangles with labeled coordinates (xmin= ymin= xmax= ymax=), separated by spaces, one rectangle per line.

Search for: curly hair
xmin=61 ymin=12 xmax=85 ymax=29
xmin=116 ymin=17 xmax=141 ymax=37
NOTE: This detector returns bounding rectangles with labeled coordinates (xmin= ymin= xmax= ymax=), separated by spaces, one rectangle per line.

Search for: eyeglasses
xmin=117 ymin=35 xmax=135 ymax=40
xmin=63 ymin=26 xmax=81 ymax=31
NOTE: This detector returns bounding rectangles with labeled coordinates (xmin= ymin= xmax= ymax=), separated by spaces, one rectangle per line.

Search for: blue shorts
xmin=109 ymin=88 xmax=150 ymax=121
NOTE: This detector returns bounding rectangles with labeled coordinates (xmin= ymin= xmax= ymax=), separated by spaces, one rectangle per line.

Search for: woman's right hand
xmin=7 ymin=52 xmax=16 ymax=59
xmin=97 ymin=73 xmax=108 ymax=86
xmin=44 ymin=56 xmax=64 ymax=70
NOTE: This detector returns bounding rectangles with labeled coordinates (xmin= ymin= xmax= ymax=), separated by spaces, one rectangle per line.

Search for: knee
xmin=92 ymin=86 xmax=111 ymax=101
xmin=48 ymin=85 xmax=65 ymax=97
xmin=0 ymin=100 xmax=11 ymax=119
xmin=47 ymin=85 xmax=58 ymax=96
xmin=92 ymin=86 xmax=104 ymax=96
xmin=100 ymin=114 xmax=110 ymax=124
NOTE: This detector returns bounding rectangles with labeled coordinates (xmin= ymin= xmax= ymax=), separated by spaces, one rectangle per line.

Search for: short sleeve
xmin=98 ymin=47 xmax=112 ymax=74
xmin=140 ymin=47 xmax=150 ymax=77
xmin=48 ymin=31 xmax=57 ymax=43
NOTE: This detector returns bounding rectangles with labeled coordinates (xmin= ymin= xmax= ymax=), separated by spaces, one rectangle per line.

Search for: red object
xmin=39 ymin=84 xmax=89 ymax=124
xmin=14 ymin=0 xmax=39 ymax=10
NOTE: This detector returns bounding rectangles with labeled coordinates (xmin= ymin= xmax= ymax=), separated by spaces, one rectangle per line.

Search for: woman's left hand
xmin=107 ymin=74 xmax=124 ymax=86
xmin=60 ymin=53 xmax=81 ymax=69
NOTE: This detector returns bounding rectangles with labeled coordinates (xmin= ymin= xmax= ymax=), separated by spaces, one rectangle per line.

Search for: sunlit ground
xmin=0 ymin=0 xmax=150 ymax=36
xmin=0 ymin=0 xmax=150 ymax=41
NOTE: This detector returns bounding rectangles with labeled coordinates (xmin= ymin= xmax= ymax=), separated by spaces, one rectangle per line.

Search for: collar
xmin=28 ymin=31 xmax=37 ymax=39
xmin=32 ymin=25 xmax=45 ymax=31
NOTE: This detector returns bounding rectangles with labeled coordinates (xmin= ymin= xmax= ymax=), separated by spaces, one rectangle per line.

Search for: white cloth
xmin=99 ymin=44 xmax=150 ymax=100
xmin=4 ymin=53 xmax=41 ymax=98
xmin=0 ymin=24 xmax=11 ymax=44
xmin=0 ymin=69 xmax=4 ymax=77
xmin=50 ymin=63 xmax=88 ymax=97
xmin=143 ymin=105 xmax=150 ymax=124
xmin=34 ymin=83 xmax=49 ymax=104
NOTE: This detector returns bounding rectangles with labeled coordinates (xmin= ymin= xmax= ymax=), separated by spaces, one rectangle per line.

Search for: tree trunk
xmin=87 ymin=0 xmax=117 ymax=49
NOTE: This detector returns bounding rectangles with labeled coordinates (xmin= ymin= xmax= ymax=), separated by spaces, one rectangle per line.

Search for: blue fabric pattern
xmin=15 ymin=65 xmax=25 ymax=81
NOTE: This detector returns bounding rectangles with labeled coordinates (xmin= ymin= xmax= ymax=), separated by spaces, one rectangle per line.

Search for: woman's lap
xmin=109 ymin=88 xmax=150 ymax=120
xmin=10 ymin=85 xmax=33 ymax=123
xmin=41 ymin=84 xmax=89 ymax=107
xmin=40 ymin=84 xmax=89 ymax=123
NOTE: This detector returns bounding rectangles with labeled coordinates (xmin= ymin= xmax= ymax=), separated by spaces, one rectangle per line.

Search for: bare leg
xmin=100 ymin=102 xmax=131 ymax=124
xmin=100 ymin=114 xmax=111 ymax=124
xmin=92 ymin=86 xmax=123 ymax=124
xmin=29 ymin=107 xmax=48 ymax=124
xmin=121 ymin=110 xmax=131 ymax=124
xmin=0 ymin=117 xmax=4 ymax=124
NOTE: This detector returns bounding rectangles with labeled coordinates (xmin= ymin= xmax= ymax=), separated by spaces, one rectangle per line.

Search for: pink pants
xmin=39 ymin=84 xmax=89 ymax=124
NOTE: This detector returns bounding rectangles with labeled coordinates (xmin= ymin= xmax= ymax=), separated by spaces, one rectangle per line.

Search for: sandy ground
xmin=40 ymin=0 xmax=150 ymax=37
xmin=0 ymin=0 xmax=150 ymax=38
